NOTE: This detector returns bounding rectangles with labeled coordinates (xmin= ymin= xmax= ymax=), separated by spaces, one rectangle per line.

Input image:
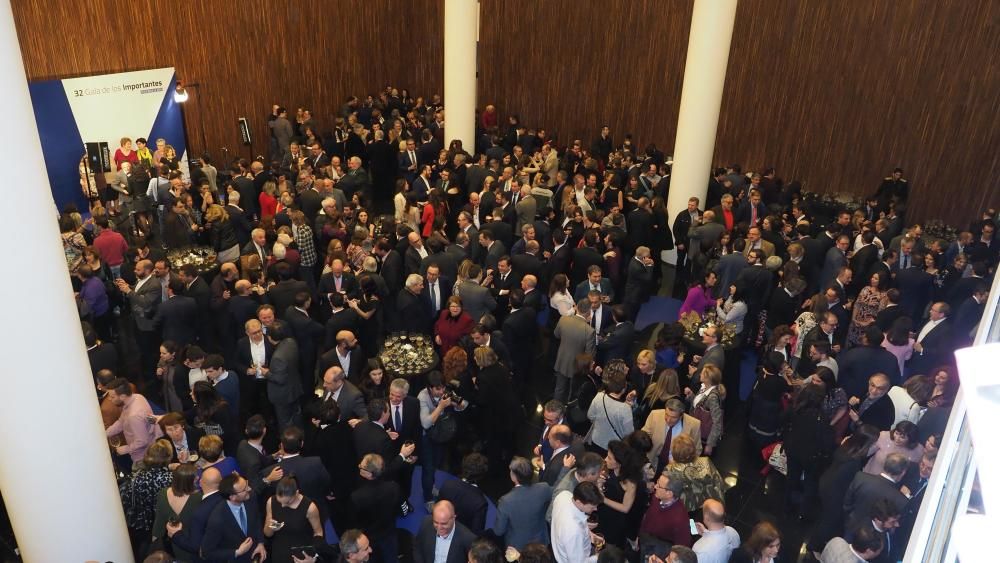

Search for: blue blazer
xmin=573 ymin=277 xmax=615 ymax=302
xmin=201 ymin=497 xmax=264 ymax=563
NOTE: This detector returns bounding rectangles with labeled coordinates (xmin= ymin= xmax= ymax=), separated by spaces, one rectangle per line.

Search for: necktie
xmin=430 ymin=283 xmax=437 ymax=310
xmin=658 ymin=424 xmax=674 ymax=472
xmin=903 ymin=255 xmax=910 ymax=269
xmin=238 ymin=505 xmax=247 ymax=535
xmin=335 ymin=276 xmax=342 ymax=291
xmin=591 ymin=313 xmax=597 ymax=328
xmin=394 ymin=405 xmax=402 ymax=432
xmin=409 ymin=151 xmax=416 ymax=166
xmin=751 ymin=205 xmax=758 ymax=225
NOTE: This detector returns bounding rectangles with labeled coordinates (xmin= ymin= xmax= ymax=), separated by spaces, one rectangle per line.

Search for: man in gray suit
xmin=514 ymin=185 xmax=537 ymax=233
xmin=266 ymin=321 xmax=303 ymax=431
xmin=456 ymin=264 xmax=497 ymax=323
xmin=687 ymin=210 xmax=725 ymax=277
xmin=318 ymin=366 xmax=366 ymax=421
xmin=553 ymin=300 xmax=595 ymax=403
xmin=688 ymin=324 xmax=725 ymax=389
xmin=715 ymin=239 xmax=749 ymax=298
xmin=820 ymin=235 xmax=851 ymax=291
xmin=494 ymin=456 xmax=552 ymax=550
xmin=115 ymin=259 xmax=162 ymax=379
xmin=820 ymin=526 xmax=884 ymax=562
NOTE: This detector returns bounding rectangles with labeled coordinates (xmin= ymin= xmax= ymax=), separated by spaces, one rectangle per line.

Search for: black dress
xmin=596 ymin=472 xmax=643 ymax=547
xmin=269 ymin=495 xmax=317 ymax=562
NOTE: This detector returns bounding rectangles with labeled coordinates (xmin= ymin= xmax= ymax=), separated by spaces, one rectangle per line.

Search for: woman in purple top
xmin=679 ymin=271 xmax=717 ymax=318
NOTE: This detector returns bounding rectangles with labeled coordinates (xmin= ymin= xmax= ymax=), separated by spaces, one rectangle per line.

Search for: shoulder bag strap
xmin=602 ymin=395 xmax=623 ymax=440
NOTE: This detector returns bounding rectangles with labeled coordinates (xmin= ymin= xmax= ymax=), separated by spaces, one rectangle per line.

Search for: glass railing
xmin=904 ymin=272 xmax=1000 ymax=562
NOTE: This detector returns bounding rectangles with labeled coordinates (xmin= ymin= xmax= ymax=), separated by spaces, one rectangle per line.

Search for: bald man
xmin=318 ymin=329 xmax=365 ymax=384
xmin=227 ymin=279 xmax=261 ymax=336
xmin=693 ymin=499 xmax=740 ymax=563
xmin=166 ymin=467 xmax=224 ymax=556
xmin=413 ymin=501 xmax=476 ymax=563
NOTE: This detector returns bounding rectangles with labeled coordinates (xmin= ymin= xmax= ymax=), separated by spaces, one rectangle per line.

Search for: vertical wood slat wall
xmin=12 ymin=0 xmax=999 ymax=225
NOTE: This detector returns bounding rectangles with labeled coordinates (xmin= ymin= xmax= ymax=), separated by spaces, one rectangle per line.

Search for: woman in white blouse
xmin=549 ymin=274 xmax=576 ymax=319
xmin=716 ymin=283 xmax=749 ymax=337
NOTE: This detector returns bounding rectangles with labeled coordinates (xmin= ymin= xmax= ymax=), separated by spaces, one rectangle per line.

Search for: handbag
xmin=427 ymin=410 xmax=457 ymax=444
xmin=691 ymin=389 xmax=716 ymax=441
xmin=765 ymin=442 xmax=788 ymax=475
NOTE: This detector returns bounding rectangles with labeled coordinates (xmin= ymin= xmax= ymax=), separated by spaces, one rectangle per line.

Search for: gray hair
xmin=576 ymin=299 xmax=591 ymax=315
xmin=663 ymin=470 xmax=685 ymax=497
xmin=339 ymin=529 xmax=367 ymax=556
xmin=271 ymin=243 xmax=286 ymax=260
xmin=635 ymin=246 xmax=651 ymax=258
xmin=389 ymin=378 xmax=410 ymax=395
xmin=362 ymin=256 xmax=378 ymax=272
xmin=405 ymin=273 xmax=424 ymax=290
xmin=227 ymin=191 xmax=240 ymax=204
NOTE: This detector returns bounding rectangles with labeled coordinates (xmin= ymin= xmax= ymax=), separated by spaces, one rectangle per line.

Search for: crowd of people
xmin=64 ymin=86 xmax=995 ymax=563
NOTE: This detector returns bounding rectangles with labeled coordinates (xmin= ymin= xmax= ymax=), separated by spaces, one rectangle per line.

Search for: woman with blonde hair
xmin=202 ymin=204 xmax=240 ymax=263
xmin=258 ymin=180 xmax=278 ymax=222
xmin=638 ymin=368 xmax=680 ymax=422
xmin=685 ymin=364 xmax=725 ymax=455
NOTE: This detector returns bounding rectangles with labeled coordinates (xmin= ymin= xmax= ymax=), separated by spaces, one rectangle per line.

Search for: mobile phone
xmin=689 ymin=518 xmax=699 ymax=535
xmin=291 ymin=546 xmax=317 ymax=558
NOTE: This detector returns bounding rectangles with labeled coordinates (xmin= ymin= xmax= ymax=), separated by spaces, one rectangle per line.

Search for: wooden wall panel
xmin=11 ymin=0 xmax=444 ymax=164
xmin=12 ymin=1 xmax=999 ymax=225
xmin=478 ymin=0 xmax=1000 ymax=225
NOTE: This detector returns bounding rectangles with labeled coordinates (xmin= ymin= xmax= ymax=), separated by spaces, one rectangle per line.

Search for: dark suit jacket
xmin=413 ymin=517 xmax=477 ymax=563
xmin=201 ymin=497 xmax=264 ymax=563
xmin=267 ymin=280 xmax=309 ymax=318
xmin=153 ymin=295 xmax=199 ymax=345
xmin=438 ymin=478 xmax=489 ymax=535
xmin=838 ymin=345 xmax=902 ymax=398
xmin=570 ymin=247 xmax=605 ymax=286
xmin=714 ymin=253 xmax=748 ymax=299
xmin=232 ymin=336 xmax=274 ymax=384
xmin=849 ymin=244 xmax=880 ymax=296
xmin=395 ymin=288 xmax=432 ymax=333
xmin=353 ymin=420 xmax=405 ymax=479
xmin=843 ymin=471 xmax=907 ymax=531
xmin=482 ymin=239 xmax=508 ymax=272
xmin=623 ymin=258 xmax=654 ymax=308
xmin=318 ymin=380 xmax=367 ymax=420
xmin=906 ymin=319 xmax=954 ymax=375
xmin=388 ymin=396 xmax=423 ymax=447
xmin=953 ymin=296 xmax=986 ymax=346
xmin=858 ymin=393 xmax=896 ymax=431
xmin=170 ymin=491 xmax=224 ymax=560
xmin=322 ymin=308 xmax=361 ymax=352
xmin=236 ymin=440 xmax=271 ymax=491
xmin=318 ymin=271 xmax=359 ymax=301
xmin=573 ymin=278 xmax=614 ymax=302
xmin=261 ymin=455 xmax=330 ymax=502
xmin=540 ymin=442 xmax=584 ymax=487
xmin=547 ymin=244 xmax=572 ymax=281
xmin=88 ymin=342 xmax=118 ymax=377
xmin=405 ymin=246 xmax=428 ymax=278
xmin=284 ymin=306 xmax=324 ymax=382
xmin=268 ymin=338 xmax=303 ymax=406
xmin=503 ymin=307 xmax=539 ymax=373
xmin=317 ymin=345 xmax=366 ymax=384
xmin=225 ymin=205 xmax=253 ymax=248
xmin=305 ymin=421 xmax=358 ymax=502
xmin=379 ymin=250 xmax=405 ymax=297
xmin=422 ymin=277 xmax=454 ymax=319
xmin=875 ymin=304 xmax=908 ymax=332
xmin=351 ymin=478 xmax=400 ymax=540
xmin=895 ymin=267 xmax=934 ymax=321
xmin=597 ymin=321 xmax=635 ymax=365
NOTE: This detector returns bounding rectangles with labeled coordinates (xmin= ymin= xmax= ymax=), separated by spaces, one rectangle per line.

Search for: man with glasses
xmin=201 ymin=473 xmax=267 ymax=562
xmin=847 ymin=373 xmax=895 ymax=431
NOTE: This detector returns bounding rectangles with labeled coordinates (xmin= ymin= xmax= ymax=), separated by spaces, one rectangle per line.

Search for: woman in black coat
xmin=471 ymin=346 xmax=523 ymax=476
xmin=806 ymin=423 xmax=880 ymax=554
xmin=782 ymin=384 xmax=834 ymax=519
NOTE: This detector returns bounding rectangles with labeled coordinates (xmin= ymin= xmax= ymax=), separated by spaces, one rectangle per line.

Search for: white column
xmin=0 ymin=2 xmax=134 ymax=561
xmin=667 ymin=0 xmax=739 ymax=217
xmin=444 ymin=0 xmax=478 ymax=152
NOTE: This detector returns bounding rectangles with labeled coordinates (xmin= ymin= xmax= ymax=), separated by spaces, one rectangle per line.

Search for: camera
xmin=443 ymin=389 xmax=463 ymax=404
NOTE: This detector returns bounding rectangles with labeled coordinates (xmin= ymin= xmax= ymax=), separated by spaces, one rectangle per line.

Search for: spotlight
xmin=173 ymin=84 xmax=189 ymax=103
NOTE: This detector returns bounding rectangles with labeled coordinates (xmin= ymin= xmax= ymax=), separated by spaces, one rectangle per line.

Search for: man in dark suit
xmin=298 ymin=183 xmax=324 ymax=225
xmin=438 ymin=454 xmax=491 ymax=535
xmin=623 ymin=247 xmax=655 ymax=320
xmin=413 ymin=500 xmax=477 ymax=563
xmin=539 ymin=424 xmax=581 ymax=487
xmin=232 ymin=318 xmax=273 ymax=422
xmin=203 ymin=354 xmax=241 ymax=421
xmin=165 ymin=467 xmax=225 ymax=560
xmin=317 ymin=365 xmax=367 ymax=421
xmin=838 ymin=326 xmax=902 ymax=396
xmin=354 ymin=398 xmax=416 ymax=481
xmin=375 ymin=240 xmax=405 ymax=301
xmin=597 ymin=305 xmax=635 ymax=365
xmin=84 ymin=324 xmax=118 ymax=378
xmin=267 ymin=263 xmax=309 ymax=318
xmin=716 ymin=239 xmax=749 ymax=298
xmin=422 ymin=264 xmax=453 ymax=320
xmin=850 ymin=232 xmax=881 ymax=296
xmin=570 ymin=231 xmax=605 ymax=286
xmin=766 ymin=276 xmax=806 ymax=329
xmin=468 ymin=324 xmax=513 ymax=369
xmin=520 ymin=275 xmax=544 ymax=313
xmin=946 ymin=262 xmax=988 ymax=310
xmin=318 ymin=330 xmax=366 ymax=385
xmin=953 ymin=284 xmax=988 ymax=347
xmin=318 ymin=258 xmax=360 ymax=302
xmin=547 ymin=230 xmax=572 ymax=282
xmin=153 ymin=279 xmax=198 ymax=346
xmin=820 ymin=235 xmax=851 ymax=291
xmin=573 ymin=265 xmax=615 ymax=303
xmin=224 ymin=196 xmax=253 ymax=249
xmin=479 ymin=229 xmax=507 ymax=272
xmin=627 ymin=199 xmax=656 ymax=251
xmin=398 ymin=139 xmax=420 ymax=184
xmin=351 ymin=453 xmax=402 ymax=563
xmin=283 ymin=292 xmax=324 ymax=391
xmin=486 ymin=256 xmax=518 ymax=324
xmin=673 ymin=198 xmax=702 ymax=281
xmin=266 ymin=321 xmax=304 ymax=431
xmin=895 ymin=254 xmax=935 ymax=321
xmin=395 ymin=274 xmax=432 ymax=333
xmin=891 ymin=450 xmax=936 ymax=561
xmin=236 ymin=415 xmax=280 ymax=492
xmin=875 ymin=289 xmax=907 ymax=332
xmin=200 ymin=473 xmax=267 ymax=563
xmin=321 ymin=293 xmax=361 ymax=352
xmin=179 ymin=265 xmax=215 ymax=348
xmin=260 ymin=426 xmax=330 ymax=503
xmin=843 ymin=454 xmax=909 ymax=532
xmin=847 ymin=373 xmax=895 ymax=431
xmin=907 ymin=303 xmax=954 ymax=376
xmin=511 ymin=240 xmax=544 ymax=282
xmin=502 ymin=289 xmax=539 ymax=391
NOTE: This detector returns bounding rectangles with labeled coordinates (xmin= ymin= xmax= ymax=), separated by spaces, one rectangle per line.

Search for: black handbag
xmin=427 ymin=411 xmax=457 ymax=444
